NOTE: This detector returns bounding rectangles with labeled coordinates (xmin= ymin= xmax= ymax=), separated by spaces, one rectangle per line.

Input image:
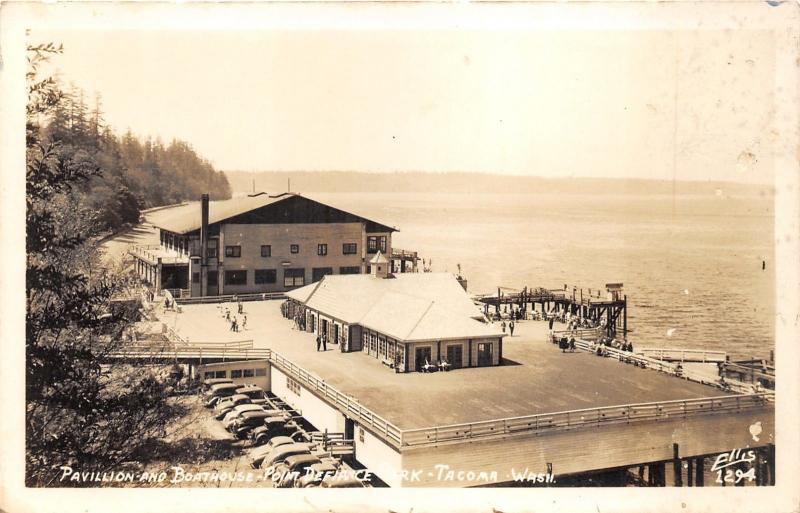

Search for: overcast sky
xmin=39 ymin=29 xmax=775 ymax=183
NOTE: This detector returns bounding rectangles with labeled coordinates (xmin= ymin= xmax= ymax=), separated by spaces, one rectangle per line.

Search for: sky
xmin=38 ymin=28 xmax=776 ymax=184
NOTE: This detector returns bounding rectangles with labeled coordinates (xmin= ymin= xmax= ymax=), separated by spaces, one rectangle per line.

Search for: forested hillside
xmin=39 ymin=57 xmax=231 ymax=232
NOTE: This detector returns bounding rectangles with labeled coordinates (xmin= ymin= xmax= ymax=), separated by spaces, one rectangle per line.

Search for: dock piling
xmin=672 ymin=443 xmax=682 ymax=486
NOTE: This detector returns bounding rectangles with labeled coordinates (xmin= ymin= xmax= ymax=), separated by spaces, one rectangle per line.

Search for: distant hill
xmin=224 ymin=171 xmax=772 ymax=197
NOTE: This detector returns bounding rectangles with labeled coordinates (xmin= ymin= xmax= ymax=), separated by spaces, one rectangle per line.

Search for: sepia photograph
xmin=1 ymin=1 xmax=798 ymax=512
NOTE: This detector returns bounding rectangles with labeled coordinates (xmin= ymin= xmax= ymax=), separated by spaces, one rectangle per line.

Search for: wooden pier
xmin=477 ymin=283 xmax=628 ymax=337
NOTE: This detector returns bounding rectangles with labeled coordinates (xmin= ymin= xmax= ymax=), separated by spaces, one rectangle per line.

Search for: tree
xmin=26 ymin=42 xmax=177 ymax=487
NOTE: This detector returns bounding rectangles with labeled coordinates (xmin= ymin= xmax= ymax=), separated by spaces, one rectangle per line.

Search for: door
xmin=415 ymin=346 xmax=432 ymax=371
xmin=477 ymin=342 xmax=493 ymax=367
xmin=446 ymin=344 xmax=463 ymax=369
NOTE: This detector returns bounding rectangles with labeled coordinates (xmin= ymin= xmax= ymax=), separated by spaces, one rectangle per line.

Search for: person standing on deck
xmin=501 ymin=320 xmax=506 ymax=334
xmin=509 ymin=320 xmax=515 ymax=337
xmin=322 ymin=334 xmax=328 ymax=351
xmin=548 ymin=316 xmax=555 ymax=331
xmin=242 ymin=316 xmax=247 ymax=330
xmin=569 ymin=335 xmax=576 ymax=352
xmin=316 ymin=335 xmax=321 ymax=352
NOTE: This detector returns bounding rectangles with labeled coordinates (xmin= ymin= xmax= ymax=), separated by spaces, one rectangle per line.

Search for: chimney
xmin=200 ymin=194 xmax=209 ymax=296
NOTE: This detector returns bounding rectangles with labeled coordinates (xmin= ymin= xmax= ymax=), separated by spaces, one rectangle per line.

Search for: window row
xmin=192 ymin=266 xmax=362 ymax=287
xmin=202 ymin=367 xmax=266 ymax=379
xmin=223 ymin=243 xmax=360 ymax=258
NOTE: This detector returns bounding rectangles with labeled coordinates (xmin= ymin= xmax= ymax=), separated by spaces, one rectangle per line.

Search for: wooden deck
xmin=163 ymin=301 xmax=750 ymax=430
xmin=401 ymin=408 xmax=774 ymax=487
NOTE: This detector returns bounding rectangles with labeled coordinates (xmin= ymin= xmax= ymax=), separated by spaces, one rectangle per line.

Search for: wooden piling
xmin=768 ymin=443 xmax=775 ymax=485
xmin=672 ymin=443 xmax=682 ymax=486
xmin=695 ymin=457 xmax=704 ymax=487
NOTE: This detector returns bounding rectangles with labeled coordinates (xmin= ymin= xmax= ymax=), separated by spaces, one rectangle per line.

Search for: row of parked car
xmin=201 ymin=378 xmax=366 ymax=488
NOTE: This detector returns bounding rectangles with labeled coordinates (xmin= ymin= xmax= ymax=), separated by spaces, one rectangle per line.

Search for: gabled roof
xmin=148 ymin=193 xmax=397 ymax=235
xmin=286 ymin=273 xmax=502 ymax=343
xmin=369 ymin=251 xmax=389 ymax=264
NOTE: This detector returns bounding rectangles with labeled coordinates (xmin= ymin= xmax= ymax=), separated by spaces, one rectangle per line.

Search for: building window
xmin=207 ymin=239 xmax=218 ymax=259
xmin=192 ymin=272 xmax=200 ymax=284
xmin=243 ymin=368 xmax=255 ymax=378
xmin=290 ymin=244 xmax=299 ymax=254
xmin=317 ymin=244 xmax=328 ymax=256
xmin=208 ymin=272 xmax=218 ymax=287
xmin=287 ymin=376 xmax=301 ymax=395
xmin=342 ymin=243 xmax=357 ymax=255
xmin=312 ymin=267 xmax=333 ymax=282
xmin=255 ymin=368 xmax=267 ymax=377
xmin=224 ymin=270 xmax=247 ymax=286
xmin=231 ymin=369 xmax=243 ymax=378
xmin=261 ymin=245 xmax=272 ymax=257
xmin=359 ymin=428 xmax=365 ymax=443
xmin=225 ymin=245 xmax=241 ymax=258
xmin=339 ymin=266 xmax=360 ymax=275
xmin=255 ymin=269 xmax=277 ymax=284
xmin=367 ymin=236 xmax=387 ymax=254
xmin=284 ymin=268 xmax=305 ymax=288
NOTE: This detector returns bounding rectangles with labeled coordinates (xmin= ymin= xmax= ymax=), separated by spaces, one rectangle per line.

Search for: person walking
xmin=501 ymin=320 xmax=507 ymax=334
xmin=509 ymin=320 xmax=515 ymax=337
xmin=242 ymin=315 xmax=247 ymax=330
xmin=569 ymin=335 xmax=576 ymax=352
xmin=316 ymin=335 xmax=321 ymax=352
xmin=548 ymin=316 xmax=555 ymax=331
xmin=322 ymin=334 xmax=328 ymax=351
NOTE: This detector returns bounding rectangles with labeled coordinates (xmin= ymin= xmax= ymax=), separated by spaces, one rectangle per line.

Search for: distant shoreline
xmin=224 ymin=170 xmax=774 ymax=196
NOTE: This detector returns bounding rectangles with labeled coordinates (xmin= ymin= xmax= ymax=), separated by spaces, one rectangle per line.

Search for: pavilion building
xmin=285 ymin=253 xmax=505 ymax=372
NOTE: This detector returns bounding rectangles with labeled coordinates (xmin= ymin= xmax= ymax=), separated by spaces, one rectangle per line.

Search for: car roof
xmin=308 ymin=461 xmax=338 ymax=473
xmin=284 ymin=454 xmax=320 ymax=466
xmin=267 ymin=443 xmax=310 ymax=459
xmin=240 ymin=410 xmax=270 ymax=418
xmin=237 ymin=385 xmax=263 ymax=392
xmin=210 ymin=383 xmax=239 ymax=391
xmin=233 ymin=404 xmax=263 ymax=412
xmin=221 ymin=394 xmax=250 ymax=402
xmin=268 ymin=436 xmax=295 ymax=447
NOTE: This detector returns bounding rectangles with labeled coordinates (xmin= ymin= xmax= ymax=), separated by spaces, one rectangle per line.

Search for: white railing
xmin=400 ymin=392 xmax=773 ymax=447
xmin=269 ymin=351 xmax=404 ymax=448
xmin=637 ymin=347 xmax=727 ymax=363
xmin=175 ymin=292 xmax=286 ymax=305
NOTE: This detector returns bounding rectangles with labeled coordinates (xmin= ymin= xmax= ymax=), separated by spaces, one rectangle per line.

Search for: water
xmin=312 ymin=191 xmax=775 ymax=359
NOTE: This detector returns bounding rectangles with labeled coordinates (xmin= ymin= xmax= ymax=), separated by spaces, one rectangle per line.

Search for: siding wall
xmin=354 ymin=424 xmax=404 ymax=488
xmin=191 ymin=222 xmax=369 ymax=295
xmin=270 ymin=366 xmax=346 ymax=433
xmin=197 ymin=360 xmax=271 ymax=390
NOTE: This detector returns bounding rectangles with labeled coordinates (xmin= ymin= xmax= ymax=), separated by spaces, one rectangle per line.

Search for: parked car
xmin=213 ymin=394 xmax=252 ymax=419
xmin=248 ymin=436 xmax=298 ymax=469
xmin=249 ymin=416 xmax=298 ymax=446
xmin=222 ymin=408 xmax=284 ymax=430
xmin=219 ymin=404 xmax=265 ymax=426
xmin=200 ymin=378 xmax=233 ymax=392
xmin=203 ymin=383 xmax=239 ymax=408
xmin=293 ymin=460 xmax=340 ymax=488
xmin=258 ymin=443 xmax=315 ymax=470
xmin=272 ymin=454 xmax=322 ymax=488
xmin=236 ymin=385 xmax=267 ymax=405
xmin=230 ymin=410 xmax=284 ymax=438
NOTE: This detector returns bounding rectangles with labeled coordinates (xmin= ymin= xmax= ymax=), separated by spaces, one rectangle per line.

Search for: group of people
xmin=220 ymin=304 xmax=246 ymax=332
xmin=552 ymin=334 xmax=577 ymax=353
xmin=500 ymin=319 xmax=516 ymax=336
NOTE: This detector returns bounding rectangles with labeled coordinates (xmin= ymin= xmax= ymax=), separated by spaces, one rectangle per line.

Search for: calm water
xmin=314 ymin=191 xmax=775 ymax=359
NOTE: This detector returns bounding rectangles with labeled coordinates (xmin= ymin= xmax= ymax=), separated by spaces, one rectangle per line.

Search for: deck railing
xmin=175 ymin=292 xmax=287 ymax=305
xmin=108 ymin=339 xmax=773 ymax=450
xmin=400 ymin=392 xmax=773 ymax=447
xmin=268 ymin=351 xmax=404 ymax=448
xmin=637 ymin=347 xmax=728 ymax=363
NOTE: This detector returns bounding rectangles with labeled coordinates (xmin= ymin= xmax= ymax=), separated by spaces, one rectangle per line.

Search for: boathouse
xmin=130 ymin=192 xmax=415 ymax=296
xmin=285 ymin=255 xmax=504 ymax=372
